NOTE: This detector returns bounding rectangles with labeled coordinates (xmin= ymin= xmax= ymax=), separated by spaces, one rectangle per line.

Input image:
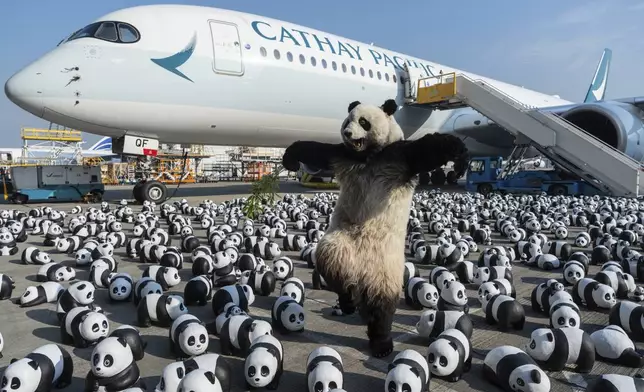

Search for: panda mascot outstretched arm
xmin=282 ymin=99 xmax=467 ymax=358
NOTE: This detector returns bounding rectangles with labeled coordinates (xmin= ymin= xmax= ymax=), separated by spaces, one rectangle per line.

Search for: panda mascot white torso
xmin=244 ymin=334 xmax=284 ymax=390
xmin=219 ymin=314 xmax=273 ymax=357
xmin=281 ymin=99 xmax=467 ymax=357
xmin=483 ymin=345 xmax=550 ymax=392
xmin=155 ymin=353 xmax=232 ymax=392
xmin=305 ymin=346 xmax=344 ymax=392
xmin=170 ymin=314 xmax=209 ymax=359
xmin=416 ymin=309 xmax=473 ymax=340
xmin=62 ymin=306 xmax=110 ymax=348
xmin=426 ymin=328 xmax=472 ymax=382
xmin=1 ymin=344 xmax=74 ymax=391
xmin=524 ymin=327 xmax=595 ymax=373
xmin=86 ymin=336 xmax=144 ymax=391
xmin=590 ymin=325 xmax=644 ymax=367
xmin=384 ymin=349 xmax=430 ymax=392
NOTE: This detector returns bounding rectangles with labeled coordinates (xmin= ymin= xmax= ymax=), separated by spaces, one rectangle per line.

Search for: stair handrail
xmin=455 ymin=73 xmax=535 ymax=111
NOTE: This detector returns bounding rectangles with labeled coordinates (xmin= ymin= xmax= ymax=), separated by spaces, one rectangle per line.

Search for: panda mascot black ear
xmin=348 ymin=101 xmax=361 ymax=113
xmin=381 ymin=99 xmax=398 ymax=116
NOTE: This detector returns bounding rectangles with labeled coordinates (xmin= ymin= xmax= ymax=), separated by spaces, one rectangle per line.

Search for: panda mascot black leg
xmin=359 ymin=292 xmax=396 ymax=358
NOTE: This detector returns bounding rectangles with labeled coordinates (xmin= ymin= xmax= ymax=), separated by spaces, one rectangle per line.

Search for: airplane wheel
xmin=446 ymin=171 xmax=458 ymax=184
xmin=477 ymin=183 xmax=493 ymax=196
xmin=419 ymin=172 xmax=430 ymax=186
xmin=549 ymin=184 xmax=567 ymax=196
xmin=430 ymin=169 xmax=446 ymax=185
xmin=140 ymin=180 xmax=167 ymax=203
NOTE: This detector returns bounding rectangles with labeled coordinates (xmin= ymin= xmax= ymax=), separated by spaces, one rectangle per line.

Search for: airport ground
xmin=0 ymin=181 xmax=640 ymax=392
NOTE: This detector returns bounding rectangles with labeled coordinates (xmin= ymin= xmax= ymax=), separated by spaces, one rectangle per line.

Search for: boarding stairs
xmin=407 ymin=71 xmax=644 ymax=197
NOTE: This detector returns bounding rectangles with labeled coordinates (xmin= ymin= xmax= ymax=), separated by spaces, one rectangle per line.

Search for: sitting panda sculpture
xmin=244 ymin=334 xmax=284 ymax=390
xmin=384 ymin=349 xmax=430 ymax=392
xmin=426 ymin=328 xmax=472 ymax=382
xmin=281 ymin=98 xmax=467 ymax=357
xmin=1 ymin=344 xmax=74 ymax=391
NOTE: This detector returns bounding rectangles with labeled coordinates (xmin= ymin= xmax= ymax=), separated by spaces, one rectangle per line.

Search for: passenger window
xmin=393 ymin=74 xmax=397 ymax=83
xmin=360 ymin=68 xmax=365 ymax=76
xmin=369 ymin=69 xmax=374 ymax=78
xmin=299 ymin=54 xmax=305 ymax=64
xmin=117 ymin=23 xmax=139 ymax=43
xmin=377 ymin=71 xmax=382 ymax=80
xmin=385 ymin=73 xmax=390 ymax=81
xmin=332 ymin=61 xmax=337 ymax=71
xmin=310 ymin=57 xmax=316 ymax=66
xmin=321 ymin=59 xmax=327 ymax=68
xmin=350 ymin=65 xmax=356 ymax=75
xmin=260 ymin=47 xmax=267 ymax=57
xmin=287 ymin=52 xmax=293 ymax=62
xmin=95 ymin=22 xmax=118 ymax=42
xmin=274 ymin=49 xmax=281 ymax=60
xmin=341 ymin=64 xmax=347 ymax=73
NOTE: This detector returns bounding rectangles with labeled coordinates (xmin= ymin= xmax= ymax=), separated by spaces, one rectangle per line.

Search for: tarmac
xmin=0 ymin=181 xmax=641 ymax=392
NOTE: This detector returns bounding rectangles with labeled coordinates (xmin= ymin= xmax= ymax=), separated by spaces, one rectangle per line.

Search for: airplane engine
xmin=559 ymin=101 xmax=644 ymax=161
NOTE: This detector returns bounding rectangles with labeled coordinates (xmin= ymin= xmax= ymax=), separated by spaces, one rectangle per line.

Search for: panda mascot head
xmin=341 ymin=100 xmax=404 ymax=153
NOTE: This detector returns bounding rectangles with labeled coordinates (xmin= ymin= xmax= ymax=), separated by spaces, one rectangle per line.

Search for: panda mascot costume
xmin=282 ymin=99 xmax=467 ymax=357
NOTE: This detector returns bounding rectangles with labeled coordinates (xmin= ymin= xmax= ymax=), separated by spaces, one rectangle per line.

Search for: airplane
xmin=0 ymin=135 xmax=117 ymax=164
xmin=5 ymin=4 xmax=641 ymax=203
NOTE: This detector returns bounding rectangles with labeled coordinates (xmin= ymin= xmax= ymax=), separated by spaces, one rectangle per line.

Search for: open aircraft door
xmin=403 ymin=64 xmax=426 ymax=103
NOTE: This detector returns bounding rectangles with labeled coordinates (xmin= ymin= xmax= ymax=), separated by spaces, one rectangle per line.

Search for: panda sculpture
xmin=219 ymin=314 xmax=273 ymax=356
xmin=596 ymin=270 xmax=635 ymax=299
xmin=586 ymin=374 xmax=644 ymax=392
xmin=155 ymin=353 xmax=232 ymax=392
xmin=21 ymin=246 xmax=51 ymax=265
xmin=170 ymin=314 xmax=209 ymax=359
xmin=482 ymin=345 xmax=550 ymax=392
xmin=280 ymin=277 xmax=306 ymax=306
xmin=184 ymin=275 xmax=214 ymax=306
xmin=109 ymin=325 xmax=147 ymax=361
xmin=404 ymin=277 xmax=439 ymax=310
xmin=1 ymin=344 xmax=74 ymax=391
xmin=549 ymin=300 xmax=581 ymax=329
xmin=473 ymin=266 xmax=512 ymax=285
xmin=0 ymin=273 xmax=15 ymax=300
xmin=19 ymin=281 xmax=65 ymax=307
xmin=590 ymin=325 xmax=644 ymax=367
xmin=524 ymin=327 xmax=595 ymax=373
xmin=530 ymin=278 xmax=565 ymax=314
xmin=143 ymin=265 xmax=181 ymax=291
xmin=272 ymin=257 xmax=294 ymax=281
xmin=137 ymin=293 xmax=188 ymax=327
xmin=306 ymin=346 xmax=344 ymax=392
xmin=572 ymin=277 xmax=617 ymax=310
xmin=109 ymin=273 xmax=134 ymax=302
xmin=272 ymin=296 xmax=305 ymax=333
xmin=0 ymin=228 xmax=18 ymax=255
xmin=61 ymin=306 xmax=110 ymax=348
xmin=241 ymin=265 xmax=277 ymax=296
xmin=56 ymin=281 xmax=97 ymax=321
xmin=211 ymin=303 xmax=247 ymax=336
xmin=282 ymin=99 xmax=467 ymax=357
xmin=37 ymin=263 xmax=76 ymax=283
xmin=416 ymin=309 xmax=473 ymax=340
xmin=85 ymin=336 xmax=145 ymax=391
xmin=562 ymin=260 xmax=586 ymax=286
xmin=426 ymin=328 xmax=472 ymax=382
xmin=132 ymin=277 xmax=163 ymax=306
xmin=384 ymin=349 xmax=430 ymax=392
xmin=477 ymin=279 xmax=515 ymax=305
xmin=483 ymin=294 xmax=525 ymax=331
xmin=437 ymin=281 xmax=469 ymax=313
xmin=211 ymin=284 xmax=255 ymax=315
xmin=177 ymin=369 xmax=229 ymax=392
xmin=608 ymin=300 xmax=644 ymax=342
xmin=244 ymin=334 xmax=284 ymax=390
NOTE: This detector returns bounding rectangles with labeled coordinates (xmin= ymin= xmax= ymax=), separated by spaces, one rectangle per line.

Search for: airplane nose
xmin=4 ymin=70 xmax=44 ymax=117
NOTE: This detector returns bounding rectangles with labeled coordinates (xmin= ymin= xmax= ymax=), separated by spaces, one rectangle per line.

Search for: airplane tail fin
xmin=88 ymin=136 xmax=112 ymax=151
xmin=584 ymin=48 xmax=612 ymax=103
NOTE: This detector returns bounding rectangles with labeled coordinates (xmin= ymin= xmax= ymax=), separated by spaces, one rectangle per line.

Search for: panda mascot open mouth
xmin=281 ymin=98 xmax=467 ymax=358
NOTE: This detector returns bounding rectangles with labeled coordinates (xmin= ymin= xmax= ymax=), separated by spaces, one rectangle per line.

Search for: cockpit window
xmin=63 ymin=21 xmax=140 ymax=44
xmin=95 ymin=22 xmax=118 ymax=42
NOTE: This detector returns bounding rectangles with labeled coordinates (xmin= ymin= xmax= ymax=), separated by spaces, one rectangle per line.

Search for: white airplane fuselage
xmin=4 ymin=4 xmax=575 ymax=157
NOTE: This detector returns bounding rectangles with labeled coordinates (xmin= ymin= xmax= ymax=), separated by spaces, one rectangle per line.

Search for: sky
xmin=1 ymin=0 xmax=644 ymax=147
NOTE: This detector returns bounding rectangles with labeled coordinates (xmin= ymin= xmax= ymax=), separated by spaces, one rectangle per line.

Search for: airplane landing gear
xmin=133 ymin=179 xmax=167 ymax=203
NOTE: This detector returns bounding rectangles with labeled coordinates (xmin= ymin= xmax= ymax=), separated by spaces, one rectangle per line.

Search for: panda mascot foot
xmin=330 ymin=303 xmax=345 ymax=317
xmin=337 ymin=284 xmax=358 ymax=315
xmin=369 ymin=336 xmax=393 ymax=358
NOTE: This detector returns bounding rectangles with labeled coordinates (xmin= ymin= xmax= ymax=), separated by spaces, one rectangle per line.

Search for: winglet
xmin=584 ymin=48 xmax=612 ymax=103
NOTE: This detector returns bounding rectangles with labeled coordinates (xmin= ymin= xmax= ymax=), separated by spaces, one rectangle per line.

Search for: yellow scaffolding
xmin=21 ymin=128 xmax=82 ymax=142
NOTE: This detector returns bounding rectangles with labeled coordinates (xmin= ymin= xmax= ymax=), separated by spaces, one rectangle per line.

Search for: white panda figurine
xmin=211 ymin=303 xmax=248 ymax=336
xmin=416 ymin=309 xmax=473 ymax=340
xmin=21 ymin=246 xmax=51 ymax=265
xmin=244 ymin=334 xmax=284 ymax=390
xmin=109 ymin=325 xmax=147 ymax=361
xmin=109 ymin=273 xmax=134 ymax=302
xmin=632 ymin=286 xmax=644 ymax=302
xmin=524 ymin=327 xmax=595 ymax=373
xmin=549 ymin=300 xmax=580 ymax=329
xmin=177 ymin=369 xmax=229 ymax=392
xmin=404 ymin=277 xmax=439 ymax=310
xmin=61 ymin=306 xmax=110 ymax=348
xmin=0 ymin=228 xmax=18 ymax=255
xmin=280 ymin=277 xmax=306 ymax=306
xmin=437 ymin=281 xmax=468 ymax=313
xmin=572 ymin=278 xmax=617 ymax=310
xmin=306 ymin=346 xmax=344 ymax=392
xmin=587 ymin=374 xmax=644 ymax=392
xmin=184 ymin=275 xmax=214 ymax=306
xmin=86 ymin=336 xmax=144 ymax=391
xmin=483 ymin=345 xmax=550 ymax=392
xmin=477 ymin=279 xmax=515 ymax=305
xmin=429 ymin=267 xmax=456 ymax=293
xmin=426 ymin=328 xmax=472 ymax=382
xmin=608 ymin=300 xmax=644 ymax=342
xmin=562 ymin=260 xmax=585 ymax=286
xmin=0 ymin=274 xmax=15 ymax=300
xmin=2 ymin=344 xmax=74 ymax=390
xmin=219 ymin=314 xmax=273 ymax=356
xmin=132 ymin=277 xmax=163 ymax=306
xmin=155 ymin=353 xmax=231 ymax=392
xmin=384 ymin=349 xmax=430 ymax=392
xmin=170 ymin=314 xmax=209 ymax=359
xmin=272 ymin=257 xmax=294 ymax=281
xmin=575 ymin=232 xmax=591 ymax=248
xmin=37 ymin=263 xmax=76 ymax=283
xmin=590 ymin=325 xmax=644 ymax=367
xmin=530 ymin=279 xmax=565 ymax=314
xmin=531 ymin=254 xmax=561 ymax=270
xmin=483 ymin=294 xmax=525 ymax=331
xmin=211 ymin=284 xmax=255 ymax=315
xmin=595 ymin=270 xmax=635 ymax=299
xmin=137 ymin=293 xmax=188 ymax=327
xmin=241 ymin=265 xmax=277 ymax=296
xmin=143 ymin=265 xmax=181 ymax=291
xmin=271 ymin=296 xmax=305 ymax=333
xmin=56 ymin=280 xmax=97 ymax=321
xmin=473 ymin=266 xmax=512 ymax=285
xmin=19 ymin=281 xmax=65 ymax=307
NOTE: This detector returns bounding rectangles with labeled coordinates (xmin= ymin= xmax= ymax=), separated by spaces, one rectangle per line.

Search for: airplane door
xmin=209 ymin=20 xmax=244 ymax=75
